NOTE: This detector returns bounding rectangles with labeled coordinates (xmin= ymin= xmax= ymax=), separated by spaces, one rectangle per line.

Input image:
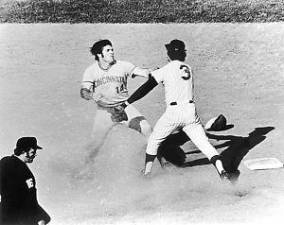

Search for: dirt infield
xmin=0 ymin=23 xmax=284 ymax=225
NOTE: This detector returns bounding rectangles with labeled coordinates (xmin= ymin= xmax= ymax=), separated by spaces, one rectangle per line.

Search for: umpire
xmin=0 ymin=137 xmax=50 ymax=225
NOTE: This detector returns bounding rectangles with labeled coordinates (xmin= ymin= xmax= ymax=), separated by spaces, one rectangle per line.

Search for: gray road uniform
xmin=81 ymin=60 xmax=152 ymax=147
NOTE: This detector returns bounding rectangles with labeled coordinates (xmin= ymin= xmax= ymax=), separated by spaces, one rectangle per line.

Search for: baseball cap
xmin=16 ymin=137 xmax=42 ymax=150
xmin=165 ymin=39 xmax=185 ymax=52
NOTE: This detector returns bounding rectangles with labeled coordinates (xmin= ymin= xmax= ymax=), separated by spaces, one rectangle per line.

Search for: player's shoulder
xmin=84 ymin=62 xmax=100 ymax=75
xmin=86 ymin=61 xmax=99 ymax=70
xmin=1 ymin=155 xmax=12 ymax=161
xmin=115 ymin=60 xmax=133 ymax=67
xmin=174 ymin=61 xmax=192 ymax=71
xmin=171 ymin=60 xmax=190 ymax=67
xmin=112 ymin=60 xmax=136 ymax=73
xmin=0 ymin=155 xmax=16 ymax=166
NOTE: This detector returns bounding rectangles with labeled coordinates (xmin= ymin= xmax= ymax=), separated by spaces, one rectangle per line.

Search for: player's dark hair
xmin=167 ymin=50 xmax=186 ymax=61
xmin=90 ymin=39 xmax=112 ymax=61
xmin=14 ymin=147 xmax=29 ymax=156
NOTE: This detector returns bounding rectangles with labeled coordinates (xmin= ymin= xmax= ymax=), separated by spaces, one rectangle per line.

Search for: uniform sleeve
xmin=151 ymin=65 xmax=167 ymax=83
xmin=131 ymin=67 xmax=150 ymax=78
xmin=120 ymin=61 xmax=136 ymax=77
xmin=81 ymin=67 xmax=94 ymax=90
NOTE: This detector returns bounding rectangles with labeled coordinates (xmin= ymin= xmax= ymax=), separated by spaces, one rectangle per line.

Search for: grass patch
xmin=0 ymin=0 xmax=284 ymax=23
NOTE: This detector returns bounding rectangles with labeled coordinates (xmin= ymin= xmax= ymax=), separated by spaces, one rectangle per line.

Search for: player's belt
xmin=170 ymin=100 xmax=194 ymax=105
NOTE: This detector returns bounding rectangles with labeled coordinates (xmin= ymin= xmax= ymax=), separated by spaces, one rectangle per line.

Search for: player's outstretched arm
xmin=127 ymin=74 xmax=158 ymax=105
xmin=131 ymin=67 xmax=151 ymax=78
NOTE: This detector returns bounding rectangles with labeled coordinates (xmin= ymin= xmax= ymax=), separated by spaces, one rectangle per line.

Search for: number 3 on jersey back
xmin=180 ymin=65 xmax=191 ymax=80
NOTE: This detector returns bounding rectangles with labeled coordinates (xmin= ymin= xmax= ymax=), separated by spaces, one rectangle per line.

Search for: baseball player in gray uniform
xmin=80 ymin=40 xmax=152 ymax=158
xmin=124 ymin=39 xmax=231 ymax=181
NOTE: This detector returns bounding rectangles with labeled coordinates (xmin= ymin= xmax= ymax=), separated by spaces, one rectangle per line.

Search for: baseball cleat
xmin=140 ymin=168 xmax=151 ymax=177
xmin=220 ymin=170 xmax=231 ymax=181
xmin=157 ymin=156 xmax=168 ymax=168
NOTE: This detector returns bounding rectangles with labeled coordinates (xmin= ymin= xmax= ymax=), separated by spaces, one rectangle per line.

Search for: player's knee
xmin=210 ymin=155 xmax=223 ymax=166
xmin=128 ymin=116 xmax=152 ymax=137
xmin=146 ymin=140 xmax=160 ymax=156
xmin=140 ymin=121 xmax=152 ymax=139
xmin=146 ymin=147 xmax=158 ymax=156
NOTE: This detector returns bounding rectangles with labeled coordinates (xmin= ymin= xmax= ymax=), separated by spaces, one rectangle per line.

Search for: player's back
xmin=152 ymin=60 xmax=194 ymax=105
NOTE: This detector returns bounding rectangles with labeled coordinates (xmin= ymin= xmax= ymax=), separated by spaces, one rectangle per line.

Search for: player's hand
xmin=108 ymin=105 xmax=128 ymax=123
xmin=38 ymin=220 xmax=46 ymax=225
xmin=80 ymin=88 xmax=93 ymax=100
xmin=120 ymin=101 xmax=129 ymax=109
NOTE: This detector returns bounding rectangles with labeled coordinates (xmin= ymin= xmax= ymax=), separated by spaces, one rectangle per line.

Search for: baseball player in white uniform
xmin=124 ymin=39 xmax=231 ymax=181
xmin=80 ymin=40 xmax=152 ymax=158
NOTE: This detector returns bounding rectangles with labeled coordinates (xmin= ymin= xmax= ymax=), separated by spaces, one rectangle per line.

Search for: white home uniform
xmin=81 ymin=60 xmax=151 ymax=138
xmin=146 ymin=60 xmax=220 ymax=159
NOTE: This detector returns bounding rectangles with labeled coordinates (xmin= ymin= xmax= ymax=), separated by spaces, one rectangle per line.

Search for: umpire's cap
xmin=165 ymin=39 xmax=185 ymax=52
xmin=16 ymin=137 xmax=42 ymax=150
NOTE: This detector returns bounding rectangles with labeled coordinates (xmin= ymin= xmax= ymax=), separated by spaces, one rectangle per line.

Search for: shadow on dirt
xmin=158 ymin=126 xmax=275 ymax=179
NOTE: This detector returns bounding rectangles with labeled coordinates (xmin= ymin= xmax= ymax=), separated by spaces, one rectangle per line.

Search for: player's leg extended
xmin=182 ymin=124 xmax=228 ymax=179
xmin=144 ymin=113 xmax=178 ymax=175
xmin=124 ymin=105 xmax=152 ymax=139
xmin=87 ymin=108 xmax=115 ymax=162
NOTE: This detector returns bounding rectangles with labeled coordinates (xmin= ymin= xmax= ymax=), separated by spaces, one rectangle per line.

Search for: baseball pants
xmin=146 ymin=103 xmax=220 ymax=159
xmin=91 ymin=104 xmax=152 ymax=143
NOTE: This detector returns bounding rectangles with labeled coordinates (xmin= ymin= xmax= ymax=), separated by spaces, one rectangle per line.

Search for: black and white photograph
xmin=1 ymin=1 xmax=284 ymax=224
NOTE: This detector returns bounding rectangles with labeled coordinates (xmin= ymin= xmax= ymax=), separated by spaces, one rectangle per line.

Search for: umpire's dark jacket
xmin=0 ymin=155 xmax=50 ymax=225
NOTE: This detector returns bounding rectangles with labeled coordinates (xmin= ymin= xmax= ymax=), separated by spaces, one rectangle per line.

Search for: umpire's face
xmin=24 ymin=148 xmax=38 ymax=163
xmin=100 ymin=45 xmax=115 ymax=64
